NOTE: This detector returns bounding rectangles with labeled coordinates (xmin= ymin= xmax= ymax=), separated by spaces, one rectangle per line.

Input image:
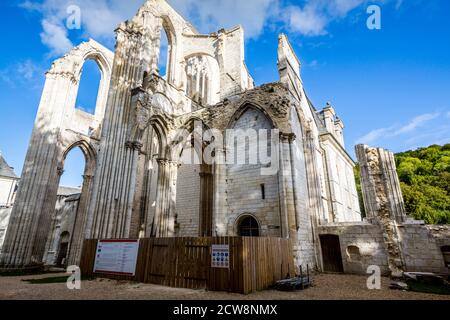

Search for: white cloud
xmin=0 ymin=60 xmax=44 ymax=89
xmin=170 ymin=0 xmax=278 ymax=39
xmin=20 ymin=0 xmax=144 ymax=55
xmin=40 ymin=19 xmax=73 ymax=56
xmin=20 ymin=0 xmax=277 ymax=49
xmin=20 ymin=0 xmax=405 ymax=55
xmin=285 ymin=5 xmax=328 ymax=36
xmin=396 ymin=113 xmax=440 ymax=134
xmin=356 ymin=112 xmax=441 ymax=145
xmin=356 ymin=127 xmax=391 ymax=145
xmin=17 ymin=60 xmax=40 ymax=80
xmin=283 ymin=0 xmax=383 ymax=36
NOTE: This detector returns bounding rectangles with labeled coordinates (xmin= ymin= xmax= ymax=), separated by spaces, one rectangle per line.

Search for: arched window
xmin=159 ymin=29 xmax=169 ymax=78
xmin=185 ymin=55 xmax=220 ymax=106
xmin=59 ymin=147 xmax=85 ymax=188
xmin=238 ymin=216 xmax=260 ymax=237
xmin=75 ymin=59 xmax=102 ymax=115
xmin=229 ymin=106 xmax=274 ymax=166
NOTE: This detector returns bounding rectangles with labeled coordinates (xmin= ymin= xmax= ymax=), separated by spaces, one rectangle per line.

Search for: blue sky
xmin=0 ymin=0 xmax=449 ymax=187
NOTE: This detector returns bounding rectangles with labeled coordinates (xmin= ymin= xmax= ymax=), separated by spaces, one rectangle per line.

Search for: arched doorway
xmin=56 ymin=231 xmax=70 ymax=267
xmin=320 ymin=234 xmax=344 ymax=273
xmin=174 ymin=121 xmax=213 ymax=237
xmin=58 ymin=141 xmax=96 ymax=265
xmin=238 ymin=216 xmax=260 ymax=237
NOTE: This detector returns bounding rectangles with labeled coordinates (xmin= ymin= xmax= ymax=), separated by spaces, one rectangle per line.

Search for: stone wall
xmin=225 ymin=107 xmax=281 ymax=237
xmin=318 ymin=223 xmax=390 ymax=275
xmin=176 ymin=164 xmax=201 ymax=236
xmin=398 ymin=223 xmax=449 ymax=274
xmin=318 ymin=222 xmax=450 ymax=276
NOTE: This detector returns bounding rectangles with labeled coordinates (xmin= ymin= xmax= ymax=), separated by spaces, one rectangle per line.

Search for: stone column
xmin=199 ymin=165 xmax=213 ymax=237
xmin=0 ymin=69 xmax=76 ymax=268
xmin=120 ymin=141 xmax=143 ymax=238
xmin=85 ymin=23 xmax=146 ymax=240
xmin=213 ymin=147 xmax=227 ymax=236
xmin=152 ymin=159 xmax=178 ymax=237
xmin=67 ymin=173 xmax=93 ymax=266
xmin=356 ymin=144 xmax=406 ymax=276
xmin=278 ymin=133 xmax=297 ymax=239
xmin=303 ymin=128 xmax=325 ymax=270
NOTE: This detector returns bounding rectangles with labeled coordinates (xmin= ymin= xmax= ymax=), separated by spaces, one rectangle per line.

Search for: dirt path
xmin=0 ymin=273 xmax=449 ymax=300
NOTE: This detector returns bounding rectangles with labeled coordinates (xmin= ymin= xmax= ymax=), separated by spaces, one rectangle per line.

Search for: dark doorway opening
xmin=56 ymin=232 xmax=70 ymax=267
xmin=441 ymin=246 xmax=450 ymax=268
xmin=320 ymin=234 xmax=344 ymax=273
xmin=239 ymin=216 xmax=260 ymax=237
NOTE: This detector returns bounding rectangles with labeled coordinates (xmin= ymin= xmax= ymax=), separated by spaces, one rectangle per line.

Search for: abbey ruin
xmin=1 ymin=0 xmax=448 ymax=277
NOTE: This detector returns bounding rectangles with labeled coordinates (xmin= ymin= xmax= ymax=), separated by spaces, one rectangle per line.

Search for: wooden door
xmin=320 ymin=235 xmax=344 ymax=273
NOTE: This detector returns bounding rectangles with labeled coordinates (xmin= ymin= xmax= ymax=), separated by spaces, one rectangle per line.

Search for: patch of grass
xmin=406 ymin=280 xmax=450 ymax=296
xmin=0 ymin=268 xmax=46 ymax=277
xmin=23 ymin=275 xmax=96 ymax=284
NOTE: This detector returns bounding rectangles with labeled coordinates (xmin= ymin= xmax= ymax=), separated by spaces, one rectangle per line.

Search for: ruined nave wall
xmin=225 ymin=107 xmax=281 ymax=237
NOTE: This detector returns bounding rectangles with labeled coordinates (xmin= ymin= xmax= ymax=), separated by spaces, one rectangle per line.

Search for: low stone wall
xmin=318 ymin=222 xmax=450 ymax=276
xmin=318 ymin=223 xmax=390 ymax=275
xmin=398 ymin=223 xmax=449 ymax=274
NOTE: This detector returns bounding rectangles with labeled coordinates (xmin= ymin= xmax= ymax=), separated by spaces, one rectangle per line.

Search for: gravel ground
xmin=0 ymin=273 xmax=449 ymax=300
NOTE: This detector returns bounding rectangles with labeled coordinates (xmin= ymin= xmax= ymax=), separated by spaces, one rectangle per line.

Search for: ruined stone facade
xmin=1 ymin=0 xmax=448 ymax=276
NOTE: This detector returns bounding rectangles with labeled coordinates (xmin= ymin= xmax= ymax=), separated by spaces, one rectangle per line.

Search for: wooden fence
xmin=80 ymin=237 xmax=294 ymax=294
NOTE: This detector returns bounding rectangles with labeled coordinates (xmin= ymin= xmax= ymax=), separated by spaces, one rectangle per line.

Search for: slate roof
xmin=0 ymin=153 xmax=18 ymax=179
xmin=57 ymin=186 xmax=82 ymax=196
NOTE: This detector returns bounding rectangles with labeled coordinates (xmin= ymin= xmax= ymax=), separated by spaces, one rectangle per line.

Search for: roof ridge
xmin=0 ymin=152 xmax=18 ymax=179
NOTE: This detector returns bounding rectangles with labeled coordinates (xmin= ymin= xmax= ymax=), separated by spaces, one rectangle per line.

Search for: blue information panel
xmin=211 ymin=244 xmax=230 ymax=269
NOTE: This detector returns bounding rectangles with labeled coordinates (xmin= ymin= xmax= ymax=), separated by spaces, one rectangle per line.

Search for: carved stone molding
xmin=125 ymin=141 xmax=144 ymax=151
xmin=280 ymin=132 xmax=296 ymax=143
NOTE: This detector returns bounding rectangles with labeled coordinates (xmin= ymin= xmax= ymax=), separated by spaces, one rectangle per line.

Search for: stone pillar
xmin=120 ymin=141 xmax=143 ymax=238
xmin=67 ymin=173 xmax=93 ymax=266
xmin=356 ymin=144 xmax=406 ymax=276
xmin=85 ymin=22 xmax=146 ymax=240
xmin=152 ymin=159 xmax=178 ymax=237
xmin=303 ymin=127 xmax=325 ymax=270
xmin=356 ymin=145 xmax=407 ymax=223
xmin=213 ymin=148 xmax=227 ymax=236
xmin=199 ymin=165 xmax=213 ymax=237
xmin=0 ymin=69 xmax=76 ymax=268
xmin=278 ymin=133 xmax=297 ymax=239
